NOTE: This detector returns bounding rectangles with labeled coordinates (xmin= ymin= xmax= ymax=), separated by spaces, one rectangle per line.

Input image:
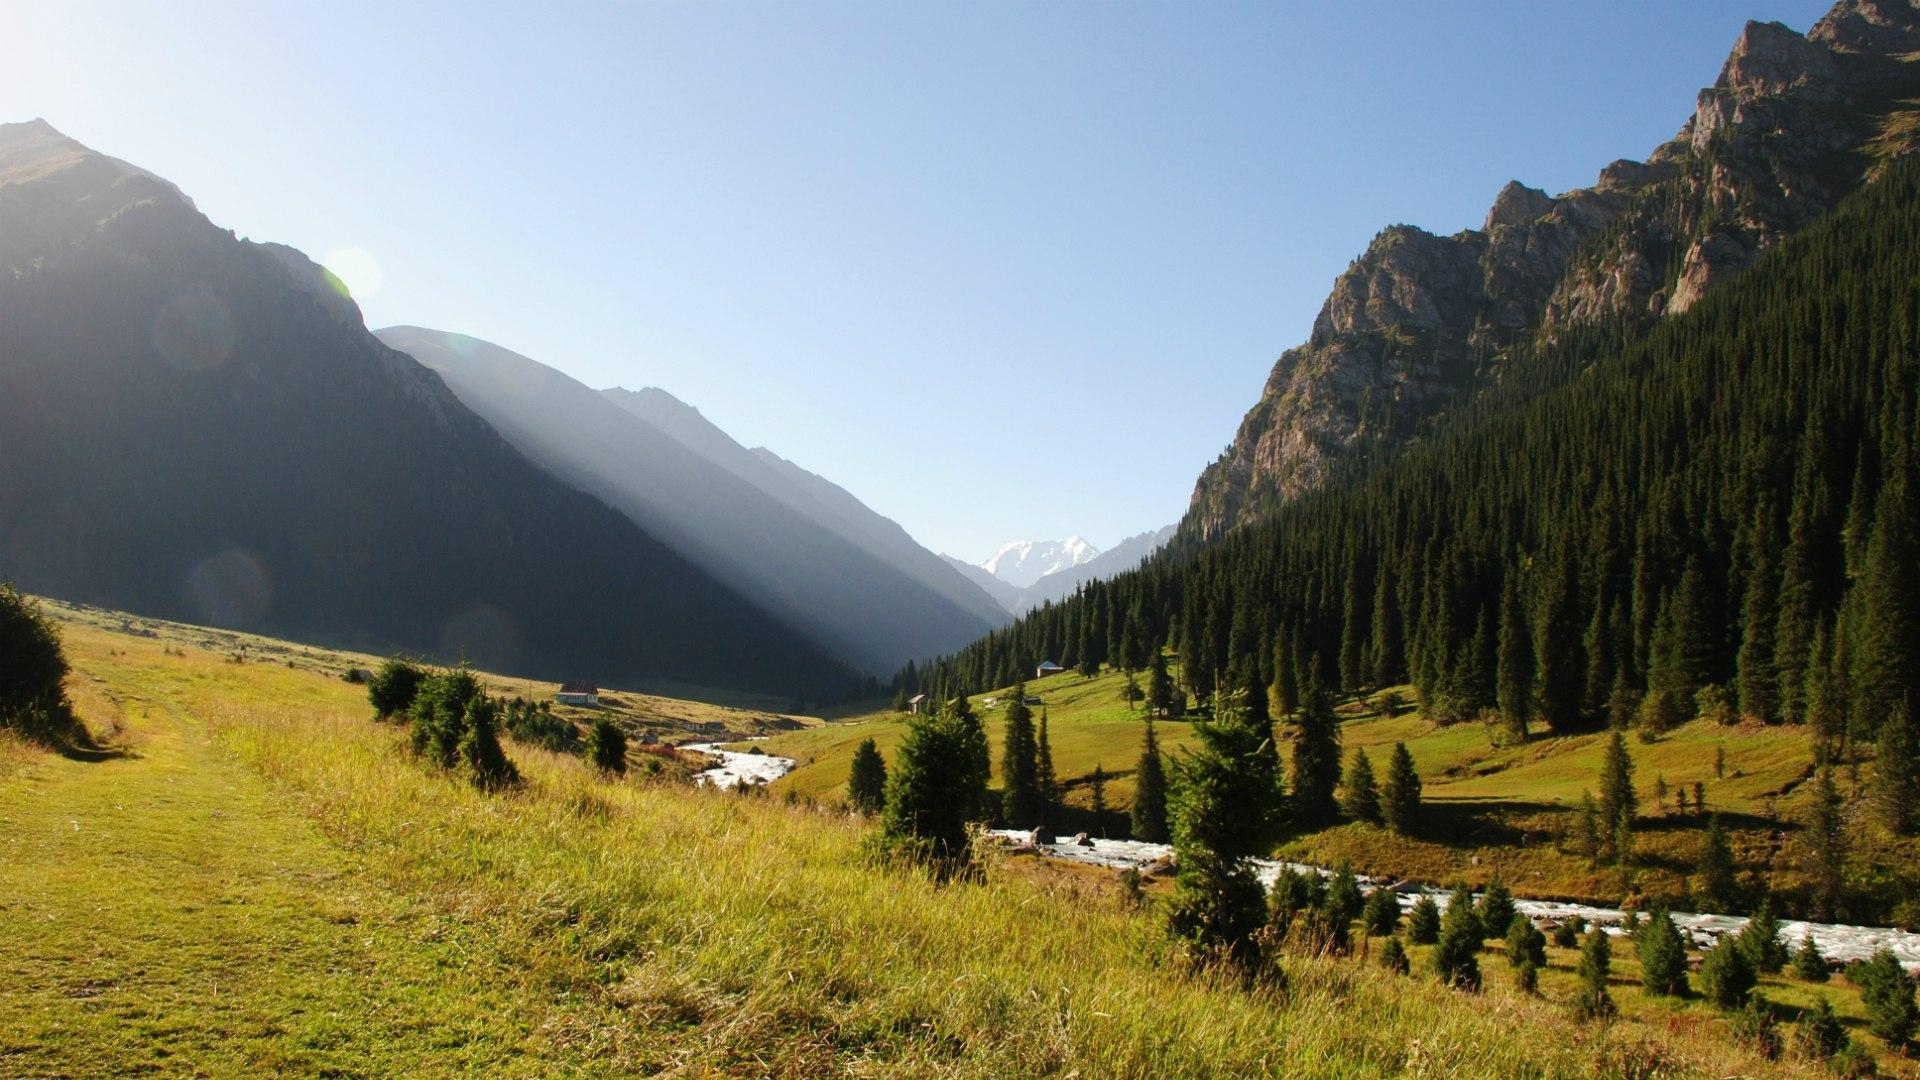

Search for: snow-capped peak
xmin=980 ymin=536 xmax=1101 ymax=589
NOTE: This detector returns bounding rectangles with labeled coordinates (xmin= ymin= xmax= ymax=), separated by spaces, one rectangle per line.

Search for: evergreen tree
xmin=368 ymin=656 xmax=426 ymax=719
xmin=1575 ymin=927 xmax=1616 ymax=1020
xmin=1737 ymin=897 xmax=1788 ymax=975
xmin=1737 ymin=501 xmax=1783 ymax=723
xmin=1848 ymin=456 xmax=1920 ymax=739
xmin=1804 ymin=623 xmax=1845 ymax=748
xmin=1406 ymin=894 xmax=1441 ymax=944
xmin=1146 ymin=651 xmax=1174 ymax=716
xmin=1362 ymin=886 xmax=1401 ymax=938
xmin=1597 ymin=731 xmax=1636 ymax=862
xmin=1874 ymin=696 xmax=1918 ymax=834
xmin=1381 ymin=742 xmax=1422 ymax=836
xmin=1341 ymin=748 xmax=1382 ymax=824
xmin=1537 ymin=550 xmax=1587 ymax=733
xmin=1036 ymin=708 xmax=1060 ymax=816
xmin=1699 ymin=936 xmax=1757 ymax=1010
xmin=1432 ymin=882 xmax=1483 ymax=990
xmin=1495 ymin=570 xmax=1535 ymax=742
xmin=584 ymin=715 xmax=627 ymax=775
xmin=1379 ymin=936 xmax=1411 ymax=975
xmin=1323 ymin=862 xmax=1363 ymax=954
xmin=1574 ymin=791 xmax=1601 ymax=865
xmin=1130 ymin=718 xmax=1169 ymax=843
xmin=1694 ymin=813 xmax=1736 ymax=912
xmin=1506 ymin=917 xmax=1547 ymax=971
xmin=457 ymin=691 xmax=519 ymax=791
xmin=1791 ymin=930 xmax=1830 ymax=982
xmin=1164 ymin=691 xmax=1287 ymax=968
xmin=1291 ymin=676 xmax=1342 ymax=827
xmin=1803 ymin=766 xmax=1847 ymax=920
xmin=1857 ymin=948 xmax=1919 ymax=1046
xmin=1793 ymin=998 xmax=1846 ymax=1061
xmin=1271 ymin=631 xmax=1299 ymax=718
xmin=880 ymin=699 xmax=993 ymax=865
xmin=1476 ymin=873 xmax=1515 ymax=938
xmin=1000 ymin=685 xmax=1043 ymax=827
xmin=1637 ymin=909 xmax=1690 ymax=997
xmin=847 ymin=737 xmax=887 ymax=816
xmin=1088 ymin=763 xmax=1108 ymax=820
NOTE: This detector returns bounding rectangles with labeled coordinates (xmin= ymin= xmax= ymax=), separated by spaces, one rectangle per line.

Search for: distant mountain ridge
xmin=1182 ymin=0 xmax=1920 ymax=543
xmin=980 ymin=537 xmax=1099 ymax=589
xmin=947 ymin=526 xmax=1174 ymax=616
xmin=0 ymin=120 xmax=858 ymax=700
xmin=376 ymin=327 xmax=1004 ymax=674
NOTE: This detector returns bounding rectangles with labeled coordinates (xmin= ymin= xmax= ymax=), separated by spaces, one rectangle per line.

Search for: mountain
xmin=939 ymin=554 xmax=1026 ymax=612
xmin=1015 ymin=526 xmax=1176 ymax=611
xmin=1183 ymin=0 xmax=1920 ymax=543
xmin=0 ymin=119 xmax=860 ymax=701
xmin=375 ymin=328 xmax=1003 ymax=673
xmin=597 ymin=386 xmax=1007 ymax=629
xmin=981 ymin=537 xmax=1099 ymax=589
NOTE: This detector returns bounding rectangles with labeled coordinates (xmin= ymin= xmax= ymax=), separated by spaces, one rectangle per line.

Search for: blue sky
xmin=5 ymin=0 xmax=1829 ymax=561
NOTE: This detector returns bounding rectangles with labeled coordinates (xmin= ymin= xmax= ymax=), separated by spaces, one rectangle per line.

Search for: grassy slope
xmin=0 ymin=607 xmax=1850 ymax=1077
xmin=761 ymin=665 xmax=1919 ymax=911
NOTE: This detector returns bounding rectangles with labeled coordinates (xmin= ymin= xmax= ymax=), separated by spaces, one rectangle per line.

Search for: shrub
xmin=1694 ymin=683 xmax=1736 ymax=726
xmin=1322 ymin=864 xmax=1362 ymax=954
xmin=367 ymin=656 xmax=426 ymax=718
xmin=1729 ymin=994 xmax=1781 ymax=1060
xmin=407 ymin=667 xmax=519 ymax=790
xmin=1552 ymin=916 xmax=1585 ymax=949
xmin=585 ymin=716 xmax=627 ymax=775
xmin=1476 ymin=873 xmax=1515 ymax=938
xmin=1736 ymin=898 xmax=1788 ymax=974
xmin=505 ymin=699 xmax=575 ymax=751
xmin=0 ymin=584 xmax=87 ymax=748
xmin=1379 ymin=935 xmax=1410 ymax=975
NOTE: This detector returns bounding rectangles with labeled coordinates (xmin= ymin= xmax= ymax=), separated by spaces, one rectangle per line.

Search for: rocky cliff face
xmin=1183 ymin=0 xmax=1920 ymax=542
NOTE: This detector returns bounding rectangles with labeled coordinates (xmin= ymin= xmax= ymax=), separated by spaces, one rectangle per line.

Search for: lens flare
xmin=185 ymin=548 xmax=273 ymax=628
xmin=321 ymin=246 xmax=384 ymax=300
xmin=151 ymin=288 xmax=236 ymax=372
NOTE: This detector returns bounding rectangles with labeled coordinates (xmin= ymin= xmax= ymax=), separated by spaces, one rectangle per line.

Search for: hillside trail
xmin=0 ymin=681 xmax=546 ymax=1077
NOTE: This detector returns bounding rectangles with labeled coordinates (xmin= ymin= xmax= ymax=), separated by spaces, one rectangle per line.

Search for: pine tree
xmin=1575 ymin=927 xmax=1616 ymax=1020
xmin=1793 ymin=997 xmax=1846 ymax=1061
xmin=1432 ymin=882 xmax=1483 ymax=990
xmin=1130 ymin=718 xmax=1169 ymax=842
xmin=1495 ymin=570 xmax=1535 ymax=742
xmin=880 ymin=699 xmax=992 ymax=865
xmin=1362 ymin=886 xmax=1401 ymax=938
xmin=1737 ymin=501 xmax=1783 ymax=722
xmin=1324 ymin=862 xmax=1362 ymax=954
xmin=1036 ymin=708 xmax=1059 ymax=816
xmin=1291 ymin=676 xmax=1342 ymax=827
xmin=1341 ymin=748 xmax=1382 ymax=824
xmin=1791 ymin=930 xmax=1830 ymax=982
xmin=1164 ymin=691 xmax=1287 ymax=968
xmin=1146 ymin=651 xmax=1174 ymax=716
xmin=1874 ymin=696 xmax=1918 ymax=834
xmin=585 ymin=715 xmax=627 ymax=775
xmin=1738 ymin=897 xmax=1788 ymax=974
xmin=458 ymin=692 xmax=519 ymax=791
xmin=1857 ymin=948 xmax=1919 ymax=1046
xmin=1406 ymin=893 xmax=1441 ymax=944
xmin=1694 ymin=813 xmax=1736 ymax=912
xmin=1506 ymin=917 xmax=1547 ymax=971
xmin=1476 ymin=873 xmax=1515 ymax=938
xmin=847 ymin=737 xmax=888 ymax=816
xmin=367 ymin=656 xmax=426 ymax=718
xmin=1804 ymin=623 xmax=1844 ymax=748
xmin=1379 ymin=935 xmax=1411 ymax=975
xmin=1804 ymin=766 xmax=1846 ymax=920
xmin=1637 ymin=908 xmax=1689 ymax=997
xmin=1381 ymin=742 xmax=1422 ymax=836
xmin=1699 ymin=936 xmax=1757 ymax=1010
xmin=1271 ymin=631 xmax=1299 ymax=718
xmin=1000 ymin=685 xmax=1043 ymax=827
xmin=1537 ymin=552 xmax=1587 ymax=733
xmin=1088 ymin=763 xmax=1108 ymax=820
xmin=1848 ymin=455 xmax=1920 ymax=739
xmin=1598 ymin=731 xmax=1636 ymax=862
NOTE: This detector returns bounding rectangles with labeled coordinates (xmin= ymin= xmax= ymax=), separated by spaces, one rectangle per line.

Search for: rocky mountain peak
xmin=1180 ymin=0 xmax=1920 ymax=544
xmin=1810 ymin=0 xmax=1920 ymax=55
xmin=1484 ymin=181 xmax=1556 ymax=231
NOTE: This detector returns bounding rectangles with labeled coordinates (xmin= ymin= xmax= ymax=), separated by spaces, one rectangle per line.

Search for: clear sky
xmin=4 ymin=0 xmax=1830 ymax=562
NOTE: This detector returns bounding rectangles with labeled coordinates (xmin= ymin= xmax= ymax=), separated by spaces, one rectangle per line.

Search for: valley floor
xmin=0 ymin=612 xmax=1872 ymax=1077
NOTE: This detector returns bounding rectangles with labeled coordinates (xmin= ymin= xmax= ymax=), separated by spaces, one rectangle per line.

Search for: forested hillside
xmin=908 ymin=152 xmax=1920 ymax=766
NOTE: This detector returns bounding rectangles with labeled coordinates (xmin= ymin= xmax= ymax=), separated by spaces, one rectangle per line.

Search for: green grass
xmin=0 ymin=606 xmax=1856 ymax=1076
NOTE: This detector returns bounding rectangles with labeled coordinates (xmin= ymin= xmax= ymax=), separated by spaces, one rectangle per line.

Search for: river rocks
xmin=1073 ymin=832 xmax=1095 ymax=848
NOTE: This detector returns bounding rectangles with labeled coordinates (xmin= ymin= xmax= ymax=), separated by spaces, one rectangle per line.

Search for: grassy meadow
xmin=0 ymin=601 xmax=1883 ymax=1076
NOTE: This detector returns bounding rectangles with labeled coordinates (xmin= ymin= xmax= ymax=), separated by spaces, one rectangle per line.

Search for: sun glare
xmin=321 ymin=246 xmax=384 ymax=300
